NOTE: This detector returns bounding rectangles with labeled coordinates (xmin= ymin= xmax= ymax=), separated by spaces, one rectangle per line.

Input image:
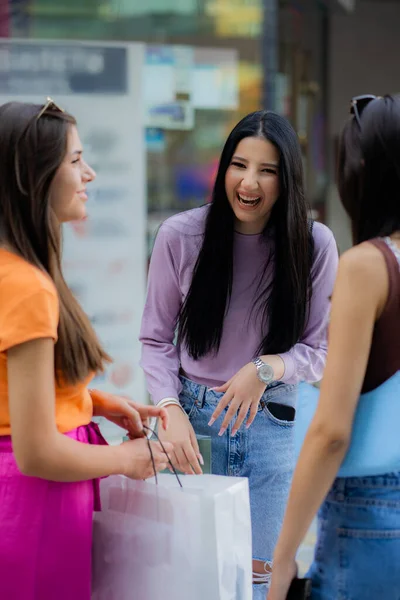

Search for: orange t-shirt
xmin=0 ymin=249 xmax=94 ymax=436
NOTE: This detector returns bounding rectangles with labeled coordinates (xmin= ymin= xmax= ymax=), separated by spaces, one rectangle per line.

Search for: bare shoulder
xmin=339 ymin=242 xmax=386 ymax=278
xmin=337 ymin=242 xmax=388 ymax=309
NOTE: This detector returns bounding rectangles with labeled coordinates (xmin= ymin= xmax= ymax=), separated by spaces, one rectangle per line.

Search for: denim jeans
xmin=308 ymin=473 xmax=400 ymax=599
xmin=179 ymin=375 xmax=297 ymax=600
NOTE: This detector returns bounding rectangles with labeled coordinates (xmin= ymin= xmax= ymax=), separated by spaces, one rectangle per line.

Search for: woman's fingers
xmin=209 ymin=389 xmax=234 ymax=425
xmin=231 ymin=400 xmax=252 ymax=436
xmin=121 ymin=400 xmax=169 ymax=434
xmin=168 ymin=444 xmax=194 ymax=474
xmin=218 ymin=397 xmax=242 ymax=435
xmin=189 ymin=427 xmax=205 ymax=468
xmin=210 ymin=381 xmax=229 ymax=393
xmin=140 ymin=405 xmax=169 ymax=430
xmin=176 ymin=445 xmax=195 ymax=474
xmin=165 ymin=448 xmax=180 ymax=472
xmin=158 ymin=407 xmax=169 ymax=430
xmin=183 ymin=440 xmax=203 ymax=475
xmin=155 ymin=440 xmax=202 ymax=476
xmin=246 ymin=402 xmax=259 ymax=429
xmin=147 ymin=442 xmax=173 ymax=475
xmin=119 ymin=404 xmax=144 ymax=436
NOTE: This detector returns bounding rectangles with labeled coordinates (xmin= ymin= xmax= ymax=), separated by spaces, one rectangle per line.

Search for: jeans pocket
xmin=178 ymin=393 xmax=197 ymax=419
xmin=261 ymin=402 xmax=296 ymax=427
xmin=338 ymin=527 xmax=400 ymax=599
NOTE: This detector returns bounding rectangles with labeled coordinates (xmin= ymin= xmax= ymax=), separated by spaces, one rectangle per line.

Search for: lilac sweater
xmin=140 ymin=206 xmax=338 ymax=404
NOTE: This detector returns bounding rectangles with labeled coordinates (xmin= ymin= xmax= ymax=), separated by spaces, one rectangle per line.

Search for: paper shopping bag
xmin=92 ymin=473 xmax=252 ymax=600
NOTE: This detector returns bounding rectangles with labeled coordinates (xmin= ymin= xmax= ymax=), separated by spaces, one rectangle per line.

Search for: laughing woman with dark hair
xmin=140 ymin=110 xmax=338 ymax=599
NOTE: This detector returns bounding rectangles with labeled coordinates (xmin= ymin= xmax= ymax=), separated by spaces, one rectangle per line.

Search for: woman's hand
xmin=209 ymin=356 xmax=284 ymax=436
xmin=157 ymin=405 xmax=203 ymax=475
xmin=91 ymin=389 xmax=169 ymax=439
xmin=266 ymin=558 xmax=298 ymax=600
xmin=120 ymin=437 xmax=174 ymax=480
xmin=209 ymin=362 xmax=265 ymax=435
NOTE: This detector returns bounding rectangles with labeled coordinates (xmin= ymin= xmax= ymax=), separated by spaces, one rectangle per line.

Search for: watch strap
xmin=252 ymin=357 xmax=264 ymax=369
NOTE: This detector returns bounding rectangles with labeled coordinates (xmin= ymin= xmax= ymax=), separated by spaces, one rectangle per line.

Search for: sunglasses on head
xmin=350 ymin=94 xmax=378 ymax=128
xmin=36 ymin=96 xmax=65 ymax=121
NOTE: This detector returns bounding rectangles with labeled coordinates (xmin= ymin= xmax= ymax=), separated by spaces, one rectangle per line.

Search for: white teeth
xmin=239 ymin=194 xmax=260 ymax=201
xmin=237 ymin=193 xmax=261 ymax=205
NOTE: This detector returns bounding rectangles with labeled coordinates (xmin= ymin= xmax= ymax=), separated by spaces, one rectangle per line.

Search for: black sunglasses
xmin=350 ymin=94 xmax=377 ymax=128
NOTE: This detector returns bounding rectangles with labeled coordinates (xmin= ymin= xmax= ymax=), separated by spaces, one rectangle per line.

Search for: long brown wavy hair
xmin=0 ymin=101 xmax=110 ymax=384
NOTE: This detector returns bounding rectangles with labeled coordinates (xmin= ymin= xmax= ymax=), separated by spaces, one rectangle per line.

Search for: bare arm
xmin=269 ymin=244 xmax=388 ymax=588
xmin=8 ymin=338 xmax=170 ymax=482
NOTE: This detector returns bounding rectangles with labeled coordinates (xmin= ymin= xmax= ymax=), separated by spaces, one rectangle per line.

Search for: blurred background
xmin=0 ymin=0 xmax=399 ymax=407
xmin=2 ymin=0 xmax=398 ymax=570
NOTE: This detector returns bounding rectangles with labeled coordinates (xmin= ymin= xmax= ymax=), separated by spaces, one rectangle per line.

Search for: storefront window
xmin=4 ymin=0 xmax=331 ymax=225
xmin=0 ymin=0 xmax=334 ymax=415
xmin=278 ymin=0 xmax=329 ymax=217
xmin=8 ymin=1 xmax=262 ymax=248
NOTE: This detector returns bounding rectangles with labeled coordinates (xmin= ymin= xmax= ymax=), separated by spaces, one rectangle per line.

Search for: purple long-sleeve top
xmin=140 ymin=206 xmax=338 ymax=404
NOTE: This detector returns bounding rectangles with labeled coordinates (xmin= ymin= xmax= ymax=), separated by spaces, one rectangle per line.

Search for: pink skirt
xmin=0 ymin=423 xmax=107 ymax=600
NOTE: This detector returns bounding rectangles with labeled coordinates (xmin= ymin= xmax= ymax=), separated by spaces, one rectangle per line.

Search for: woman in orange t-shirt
xmin=0 ymin=100 xmax=173 ymax=600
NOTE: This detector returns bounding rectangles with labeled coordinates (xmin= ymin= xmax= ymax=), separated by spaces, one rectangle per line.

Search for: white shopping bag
xmin=92 ymin=474 xmax=252 ymax=600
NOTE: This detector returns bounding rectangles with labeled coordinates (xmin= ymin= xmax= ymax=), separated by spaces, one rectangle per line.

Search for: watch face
xmin=258 ymin=364 xmax=274 ymax=384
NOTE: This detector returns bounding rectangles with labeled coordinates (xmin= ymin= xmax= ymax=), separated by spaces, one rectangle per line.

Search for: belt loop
xmin=259 ymin=386 xmax=268 ymax=410
xmin=335 ymin=478 xmax=345 ymax=495
xmin=195 ymin=384 xmax=206 ymax=408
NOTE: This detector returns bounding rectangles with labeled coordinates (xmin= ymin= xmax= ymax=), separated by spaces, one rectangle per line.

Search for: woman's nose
xmin=82 ymin=161 xmax=96 ymax=183
xmin=241 ymin=172 xmax=259 ymax=191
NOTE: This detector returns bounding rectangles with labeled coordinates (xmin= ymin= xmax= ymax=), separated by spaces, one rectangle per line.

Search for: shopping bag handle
xmin=143 ymin=424 xmax=183 ymax=488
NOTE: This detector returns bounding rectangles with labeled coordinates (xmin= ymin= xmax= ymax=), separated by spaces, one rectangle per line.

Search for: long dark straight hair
xmin=178 ymin=110 xmax=314 ymax=360
xmin=0 ymin=101 xmax=110 ymax=384
xmin=338 ymin=95 xmax=400 ymax=244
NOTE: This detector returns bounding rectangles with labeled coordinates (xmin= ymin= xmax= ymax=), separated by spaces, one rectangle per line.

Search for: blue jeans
xmin=179 ymin=375 xmax=297 ymax=600
xmin=308 ymin=473 xmax=400 ymax=599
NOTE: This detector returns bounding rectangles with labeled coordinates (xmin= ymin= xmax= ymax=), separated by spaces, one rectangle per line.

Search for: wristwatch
xmin=252 ymin=357 xmax=275 ymax=385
